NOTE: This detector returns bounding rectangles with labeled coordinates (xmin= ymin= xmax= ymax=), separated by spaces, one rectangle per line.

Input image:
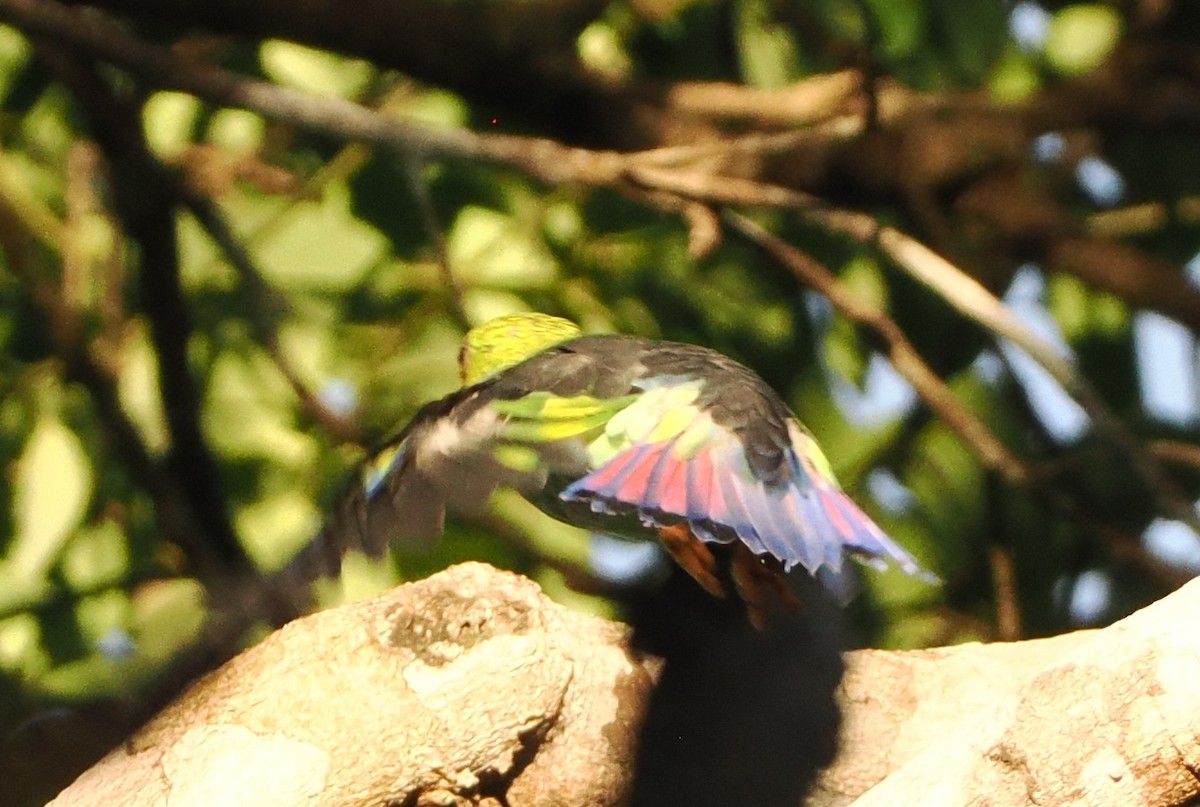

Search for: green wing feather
xmin=492 ymin=392 xmax=639 ymax=442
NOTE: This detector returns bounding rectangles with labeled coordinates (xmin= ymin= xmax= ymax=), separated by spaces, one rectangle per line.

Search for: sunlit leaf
xmin=205 ymin=348 xmax=318 ymax=466
xmin=9 ymin=417 xmax=92 ymax=580
xmin=131 ymin=578 xmax=205 ymax=663
xmin=1045 ymin=4 xmax=1121 ymax=75
xmin=20 ymin=85 xmax=75 ymax=165
xmin=989 ymin=48 xmax=1041 ymax=103
xmin=259 ymin=40 xmax=373 ymax=99
xmin=577 ymin=21 xmax=633 ymax=80
xmin=143 ymin=92 xmax=201 ymax=157
xmin=235 ymin=489 xmax=320 ymax=572
xmin=401 ymin=89 xmax=470 ymax=128
xmin=735 ymin=0 xmax=802 ymax=88
xmin=0 ymin=613 xmax=46 ymax=677
xmin=0 ymin=24 xmax=31 ymax=100
xmin=255 ymin=183 xmax=390 ymax=291
xmin=0 ymin=149 xmax=64 ymax=249
xmin=207 ymin=109 xmax=267 ymax=153
xmin=904 ymin=421 xmax=986 ymax=547
xmin=448 ymin=205 xmax=559 ymax=289
xmin=824 ymin=317 xmax=870 ymax=388
xmin=60 ymin=520 xmax=128 ymax=591
xmin=117 ymin=322 xmax=169 ymax=454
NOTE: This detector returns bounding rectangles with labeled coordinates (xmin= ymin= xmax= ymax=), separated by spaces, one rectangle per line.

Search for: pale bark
xmin=50 ymin=564 xmax=1200 ymax=807
xmin=817 ymin=578 xmax=1200 ymax=807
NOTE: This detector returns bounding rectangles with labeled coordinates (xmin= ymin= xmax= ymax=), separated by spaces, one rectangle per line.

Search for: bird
xmin=321 ymin=312 xmax=933 ymax=626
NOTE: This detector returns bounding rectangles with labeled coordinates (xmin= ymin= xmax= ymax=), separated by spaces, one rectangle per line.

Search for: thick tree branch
xmin=48 ymin=564 xmax=1200 ymax=807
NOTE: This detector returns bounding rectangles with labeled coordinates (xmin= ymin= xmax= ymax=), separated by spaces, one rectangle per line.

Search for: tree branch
xmin=47 ymin=563 xmax=1200 ymax=807
xmin=36 ymin=44 xmax=257 ymax=584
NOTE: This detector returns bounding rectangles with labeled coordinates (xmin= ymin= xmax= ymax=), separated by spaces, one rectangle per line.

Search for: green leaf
xmin=8 ymin=417 xmax=92 ymax=580
xmin=235 ymin=489 xmax=320 ymax=572
xmin=841 ymin=254 xmax=889 ymax=308
xmin=117 ymin=322 xmax=169 ymax=454
xmin=904 ymin=421 xmax=986 ymax=547
xmin=735 ymin=0 xmax=802 ymax=88
xmin=865 ymin=0 xmax=925 ymax=59
xmin=0 ymin=24 xmax=31 ymax=101
xmin=206 ymin=109 xmax=267 ymax=153
xmin=259 ymin=40 xmax=373 ymax=99
xmin=255 ymin=184 xmax=390 ymax=291
xmin=205 ymin=348 xmax=318 ymax=466
xmin=928 ymin=0 xmax=1008 ymax=82
xmin=823 ymin=317 xmax=870 ymax=388
xmin=142 ymin=92 xmax=201 ymax=157
xmin=61 ymin=520 xmax=127 ymax=591
xmin=822 ymin=256 xmax=887 ymax=388
xmin=447 ymin=205 xmax=559 ymax=289
xmin=1045 ymin=4 xmax=1121 ymax=76
xmin=989 ymin=48 xmax=1042 ymax=104
xmin=132 ymin=579 xmax=205 ymax=664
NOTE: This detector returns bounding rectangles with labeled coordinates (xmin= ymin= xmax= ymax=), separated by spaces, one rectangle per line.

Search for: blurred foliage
xmin=1 ymin=0 xmax=1199 ymax=802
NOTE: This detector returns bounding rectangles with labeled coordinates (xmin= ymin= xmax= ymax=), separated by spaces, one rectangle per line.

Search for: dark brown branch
xmin=60 ymin=0 xmax=618 ymax=145
xmin=0 ymin=0 xmax=631 ymax=184
xmin=40 ymin=48 xmax=255 ymax=584
xmin=1151 ymin=440 xmax=1200 ymax=470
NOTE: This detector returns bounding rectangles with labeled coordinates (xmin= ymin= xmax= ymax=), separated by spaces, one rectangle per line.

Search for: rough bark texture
xmin=50 ymin=563 xmax=651 ymax=807
xmin=50 ymin=564 xmax=1200 ymax=807
xmin=819 ymin=580 xmax=1200 ymax=807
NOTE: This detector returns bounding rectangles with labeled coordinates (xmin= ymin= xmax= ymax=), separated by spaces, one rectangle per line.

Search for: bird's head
xmin=459 ymin=313 xmax=582 ymax=385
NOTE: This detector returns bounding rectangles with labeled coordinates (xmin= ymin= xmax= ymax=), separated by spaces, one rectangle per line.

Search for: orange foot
xmin=657 ymin=522 xmax=726 ymax=599
xmin=730 ymin=542 xmax=801 ymax=630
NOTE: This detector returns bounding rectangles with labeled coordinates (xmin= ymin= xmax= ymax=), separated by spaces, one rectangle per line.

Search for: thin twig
xmin=0 ymin=0 xmax=868 ymax=188
xmin=812 ymin=209 xmax=1200 ymax=539
xmin=726 ymin=210 xmax=1188 ymax=596
xmin=0 ymin=0 xmax=629 ymax=185
xmin=664 ymin=71 xmax=860 ymax=126
xmin=1151 ymin=440 xmax=1200 ymax=470
xmin=723 ymin=211 xmax=1031 ymax=487
xmin=0 ymin=175 xmax=237 ymax=589
xmin=988 ymin=545 xmax=1022 ymax=641
xmin=177 ymin=187 xmax=361 ymax=442
xmin=847 ymin=0 xmax=881 ymax=129
xmin=628 ymin=168 xmax=1200 ymax=540
xmin=401 ymin=155 xmax=470 ymax=330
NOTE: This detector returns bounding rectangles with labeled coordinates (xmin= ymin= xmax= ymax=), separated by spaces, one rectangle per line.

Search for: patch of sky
xmin=972 ymin=349 xmax=1006 ymax=385
xmin=1134 ymin=313 xmax=1199 ymax=427
xmin=1133 ymin=252 xmax=1200 ymax=427
xmin=866 ymin=467 xmax=917 ymax=515
xmin=1054 ymin=569 xmax=1112 ymax=625
xmin=588 ymin=532 xmax=664 ymax=584
xmin=1075 ymin=155 xmax=1125 ymax=207
xmin=805 ymin=292 xmax=916 ymax=428
xmin=97 ymin=626 xmax=136 ymax=662
xmin=1142 ymin=518 xmax=1200 ymax=576
xmin=1031 ymin=132 xmax=1066 ymax=164
xmin=829 ymin=355 xmax=918 ymax=429
xmin=1010 ymin=1 xmax=1051 ymax=52
xmin=1000 ymin=265 xmax=1090 ymax=443
xmin=319 ymin=378 xmax=359 ymax=417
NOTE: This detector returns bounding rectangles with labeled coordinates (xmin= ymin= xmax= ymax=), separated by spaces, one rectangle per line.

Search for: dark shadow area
xmin=627 ymin=566 xmax=845 ymax=807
